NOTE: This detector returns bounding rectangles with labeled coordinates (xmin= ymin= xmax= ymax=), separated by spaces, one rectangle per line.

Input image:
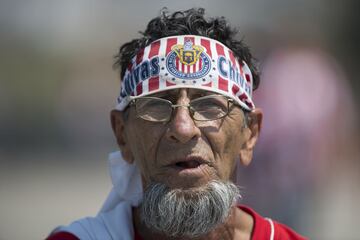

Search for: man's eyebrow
xmin=152 ymin=89 xmax=179 ymax=98
xmin=189 ymin=89 xmax=214 ymax=97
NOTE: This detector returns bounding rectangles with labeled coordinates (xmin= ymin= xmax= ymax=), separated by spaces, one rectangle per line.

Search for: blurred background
xmin=0 ymin=0 xmax=359 ymax=239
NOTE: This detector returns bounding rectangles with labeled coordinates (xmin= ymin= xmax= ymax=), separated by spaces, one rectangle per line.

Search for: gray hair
xmin=140 ymin=180 xmax=240 ymax=238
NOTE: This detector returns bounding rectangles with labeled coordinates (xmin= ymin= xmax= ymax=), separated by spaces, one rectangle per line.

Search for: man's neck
xmin=132 ymin=206 xmax=254 ymax=240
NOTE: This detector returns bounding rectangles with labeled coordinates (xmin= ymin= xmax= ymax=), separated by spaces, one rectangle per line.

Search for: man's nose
xmin=165 ymin=106 xmax=201 ymax=143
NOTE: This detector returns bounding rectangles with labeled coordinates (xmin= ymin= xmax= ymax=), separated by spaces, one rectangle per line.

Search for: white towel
xmin=99 ymin=151 xmax=143 ymax=212
xmin=54 ymin=151 xmax=143 ymax=240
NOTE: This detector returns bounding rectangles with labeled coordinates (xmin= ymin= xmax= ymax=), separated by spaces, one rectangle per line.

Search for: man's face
xmin=111 ymin=88 xmax=261 ymax=190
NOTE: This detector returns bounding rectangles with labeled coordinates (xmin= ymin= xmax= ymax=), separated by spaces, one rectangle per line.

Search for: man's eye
xmin=191 ymin=96 xmax=228 ymax=110
xmin=144 ymin=101 xmax=160 ymax=108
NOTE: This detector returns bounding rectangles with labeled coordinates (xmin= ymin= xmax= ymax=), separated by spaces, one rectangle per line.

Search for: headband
xmin=116 ymin=35 xmax=255 ymax=111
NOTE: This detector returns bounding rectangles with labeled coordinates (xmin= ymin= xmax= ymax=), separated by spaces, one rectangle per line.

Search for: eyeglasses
xmin=129 ymin=94 xmax=239 ymax=122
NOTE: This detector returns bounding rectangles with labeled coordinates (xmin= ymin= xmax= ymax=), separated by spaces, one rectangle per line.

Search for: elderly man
xmin=47 ymin=8 xmax=306 ymax=240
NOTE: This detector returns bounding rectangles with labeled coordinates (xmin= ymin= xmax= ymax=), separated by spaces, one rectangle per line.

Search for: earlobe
xmin=110 ymin=110 xmax=134 ymax=164
xmin=239 ymin=108 xmax=263 ymax=166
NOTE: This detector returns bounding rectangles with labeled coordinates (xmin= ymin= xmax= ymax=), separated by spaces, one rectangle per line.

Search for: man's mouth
xmin=168 ymin=157 xmax=208 ymax=171
xmin=175 ymin=159 xmax=201 ymax=169
xmin=161 ymin=157 xmax=214 ymax=187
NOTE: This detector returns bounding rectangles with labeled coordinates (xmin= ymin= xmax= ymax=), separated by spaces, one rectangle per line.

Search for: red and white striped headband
xmin=116 ymin=35 xmax=255 ymax=111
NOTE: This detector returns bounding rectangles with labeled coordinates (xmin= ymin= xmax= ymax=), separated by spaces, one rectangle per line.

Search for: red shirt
xmin=239 ymin=206 xmax=307 ymax=240
xmin=47 ymin=206 xmax=307 ymax=240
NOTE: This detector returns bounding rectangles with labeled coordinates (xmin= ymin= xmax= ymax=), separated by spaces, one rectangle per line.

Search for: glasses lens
xmin=135 ymin=97 xmax=172 ymax=122
xmin=191 ymin=95 xmax=229 ymax=120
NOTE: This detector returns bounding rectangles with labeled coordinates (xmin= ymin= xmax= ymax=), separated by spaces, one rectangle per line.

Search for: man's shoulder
xmin=46 ymin=204 xmax=307 ymax=240
xmin=239 ymin=205 xmax=308 ymax=240
xmin=272 ymin=221 xmax=308 ymax=240
xmin=46 ymin=201 xmax=134 ymax=240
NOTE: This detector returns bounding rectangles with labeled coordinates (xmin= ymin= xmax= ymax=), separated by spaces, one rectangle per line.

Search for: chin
xmin=140 ymin=180 xmax=240 ymax=238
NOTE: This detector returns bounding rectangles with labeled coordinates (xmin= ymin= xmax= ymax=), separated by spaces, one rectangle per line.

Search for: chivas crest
xmin=172 ymin=40 xmax=204 ymax=66
xmin=166 ymin=39 xmax=211 ymax=80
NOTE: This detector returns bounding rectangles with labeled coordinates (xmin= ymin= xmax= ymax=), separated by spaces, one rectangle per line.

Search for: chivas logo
xmin=166 ymin=39 xmax=211 ymax=80
xmin=172 ymin=40 xmax=204 ymax=66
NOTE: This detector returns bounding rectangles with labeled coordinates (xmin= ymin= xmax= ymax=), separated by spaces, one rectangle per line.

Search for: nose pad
xmin=166 ymin=106 xmax=201 ymax=143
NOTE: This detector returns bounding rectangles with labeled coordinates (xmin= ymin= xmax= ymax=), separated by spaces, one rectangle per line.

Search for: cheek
xmin=207 ymin=122 xmax=243 ymax=179
xmin=126 ymin=121 xmax=164 ymax=179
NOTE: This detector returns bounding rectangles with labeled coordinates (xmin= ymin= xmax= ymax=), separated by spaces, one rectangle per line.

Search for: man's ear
xmin=239 ymin=108 xmax=263 ymax=166
xmin=110 ymin=110 xmax=134 ymax=164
